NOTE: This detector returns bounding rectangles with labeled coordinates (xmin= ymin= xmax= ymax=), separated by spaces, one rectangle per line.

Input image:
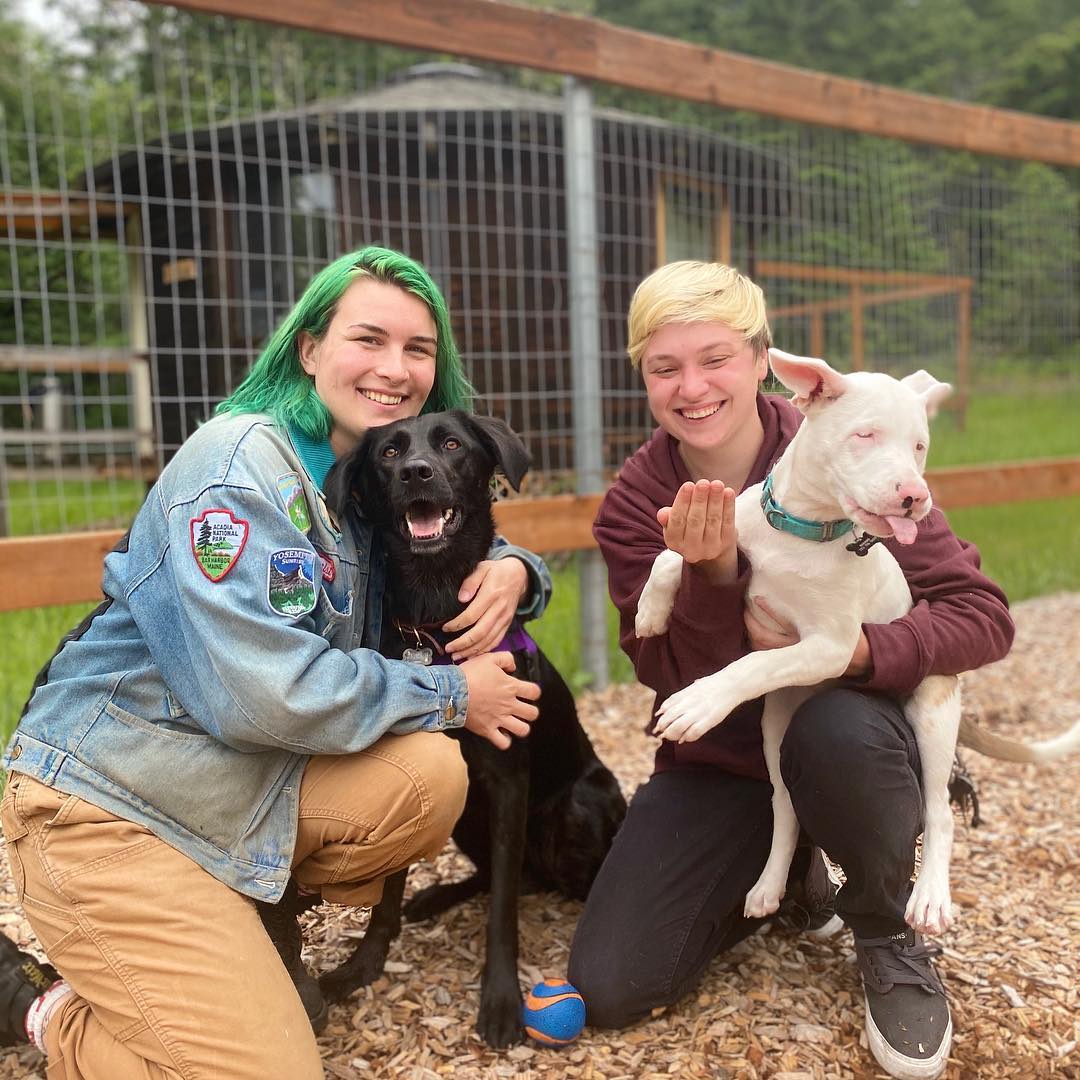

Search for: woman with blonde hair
xmin=569 ymin=260 xmax=1013 ymax=1080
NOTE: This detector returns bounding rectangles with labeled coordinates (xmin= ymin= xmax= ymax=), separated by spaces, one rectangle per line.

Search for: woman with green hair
xmin=0 ymin=246 xmax=549 ymax=1077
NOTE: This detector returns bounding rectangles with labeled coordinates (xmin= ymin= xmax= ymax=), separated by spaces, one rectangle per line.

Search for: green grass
xmin=929 ymin=386 xmax=1080 ymax=466
xmin=4 ymin=477 xmax=145 ymax=535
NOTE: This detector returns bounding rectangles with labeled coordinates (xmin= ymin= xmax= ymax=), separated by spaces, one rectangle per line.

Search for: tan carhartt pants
xmin=1 ymin=731 xmax=467 ymax=1079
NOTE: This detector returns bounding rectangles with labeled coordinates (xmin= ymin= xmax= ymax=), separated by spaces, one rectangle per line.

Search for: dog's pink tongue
xmin=885 ymin=516 xmax=919 ymax=545
xmin=407 ymin=508 xmax=444 ymax=538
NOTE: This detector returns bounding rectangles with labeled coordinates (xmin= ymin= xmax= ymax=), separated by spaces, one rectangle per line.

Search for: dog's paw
xmin=744 ymin=877 xmax=785 ymax=919
xmin=476 ymin=987 xmax=524 ymax=1048
xmin=634 ymin=601 xmax=671 ymax=638
xmin=318 ymin=942 xmax=390 ymax=1004
xmin=905 ymin=879 xmax=953 ymax=936
xmin=635 ymin=550 xmax=683 ymax=638
xmin=653 ymin=680 xmax=731 ymax=743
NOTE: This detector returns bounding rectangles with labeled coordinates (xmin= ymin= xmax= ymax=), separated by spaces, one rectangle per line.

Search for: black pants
xmin=568 ymin=688 xmax=923 ymax=1029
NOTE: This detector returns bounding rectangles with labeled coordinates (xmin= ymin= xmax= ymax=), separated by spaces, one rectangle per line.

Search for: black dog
xmin=318 ymin=410 xmax=626 ymax=1047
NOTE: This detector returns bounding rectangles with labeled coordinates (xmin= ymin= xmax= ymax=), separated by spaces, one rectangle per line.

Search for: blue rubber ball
xmin=522 ymin=979 xmax=586 ymax=1045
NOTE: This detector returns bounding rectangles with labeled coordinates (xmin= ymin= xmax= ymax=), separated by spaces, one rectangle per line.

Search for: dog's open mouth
xmin=852 ymin=507 xmax=920 ymax=545
xmin=403 ymin=502 xmax=461 ymax=546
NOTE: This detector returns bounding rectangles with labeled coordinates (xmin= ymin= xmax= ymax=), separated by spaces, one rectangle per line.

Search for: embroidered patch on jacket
xmin=315 ymin=548 xmax=336 ymax=583
xmin=277 ymin=473 xmax=312 ymax=533
xmin=267 ymin=548 xmax=318 ymax=616
xmin=190 ymin=509 xmax=249 ymax=582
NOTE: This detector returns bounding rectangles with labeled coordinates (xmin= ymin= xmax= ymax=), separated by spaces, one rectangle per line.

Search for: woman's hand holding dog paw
xmin=444 ymin=558 xmax=529 ymax=659
xmin=459 ymin=652 xmax=541 ymax=750
xmin=658 ymin=480 xmax=738 ymax=586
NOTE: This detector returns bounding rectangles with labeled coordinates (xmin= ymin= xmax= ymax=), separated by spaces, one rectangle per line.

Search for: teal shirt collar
xmin=287 ymin=425 xmax=337 ymax=492
xmin=759 ymin=472 xmax=855 ymax=543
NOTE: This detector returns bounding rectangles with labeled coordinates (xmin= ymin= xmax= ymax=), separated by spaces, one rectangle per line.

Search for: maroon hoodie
xmin=594 ymin=393 xmax=1015 ymax=782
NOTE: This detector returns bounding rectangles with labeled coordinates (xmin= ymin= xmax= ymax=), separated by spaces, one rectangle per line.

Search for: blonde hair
xmin=627 ymin=260 xmax=772 ymax=367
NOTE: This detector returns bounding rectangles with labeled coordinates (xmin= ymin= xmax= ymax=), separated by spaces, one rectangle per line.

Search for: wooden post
xmin=654 ymin=180 xmax=666 ymax=267
xmin=956 ymin=283 xmax=972 ymax=431
xmin=809 ymin=310 xmax=825 ymax=357
xmin=716 ymin=185 xmax=732 ymax=265
xmin=850 ymin=285 xmax=864 ymax=371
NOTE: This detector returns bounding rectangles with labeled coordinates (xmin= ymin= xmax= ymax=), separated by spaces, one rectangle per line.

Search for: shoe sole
xmin=805 ymin=860 xmax=845 ymax=939
xmin=804 ymin=912 xmax=845 ymax=939
xmin=864 ymin=992 xmax=952 ymax=1080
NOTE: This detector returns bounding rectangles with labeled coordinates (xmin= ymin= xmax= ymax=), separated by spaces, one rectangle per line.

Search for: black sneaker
xmin=779 ymin=847 xmax=844 ymax=939
xmin=256 ymin=879 xmax=329 ymax=1034
xmin=855 ymin=928 xmax=952 ymax=1079
xmin=0 ymin=934 xmax=59 ymax=1047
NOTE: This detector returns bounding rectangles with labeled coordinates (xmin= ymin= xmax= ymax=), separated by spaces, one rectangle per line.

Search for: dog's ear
xmin=901 ymin=369 xmax=952 ymax=419
xmin=323 ymin=434 xmax=372 ymax=518
xmin=768 ymin=348 xmax=849 ymax=413
xmin=460 ymin=411 xmax=531 ymax=492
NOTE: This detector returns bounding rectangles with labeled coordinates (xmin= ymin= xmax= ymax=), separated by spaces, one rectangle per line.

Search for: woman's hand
xmin=745 ymin=596 xmax=873 ymax=678
xmin=658 ymin=480 xmax=738 ymax=585
xmin=444 ymin=558 xmax=529 ymax=659
xmin=744 ymin=596 xmax=800 ymax=651
xmin=458 ymin=652 xmax=541 ymax=749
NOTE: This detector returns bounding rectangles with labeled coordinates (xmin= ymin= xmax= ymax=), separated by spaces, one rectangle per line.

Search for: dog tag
xmin=403 ymin=646 xmax=434 ymax=666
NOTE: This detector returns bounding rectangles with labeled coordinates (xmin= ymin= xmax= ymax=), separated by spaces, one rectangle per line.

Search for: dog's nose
xmin=400 ymin=459 xmax=435 ymax=484
xmin=895 ymin=480 xmax=930 ymax=511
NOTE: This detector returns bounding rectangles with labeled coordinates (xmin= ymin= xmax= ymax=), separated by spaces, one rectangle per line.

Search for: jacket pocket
xmin=315 ymin=586 xmax=353 ymax=647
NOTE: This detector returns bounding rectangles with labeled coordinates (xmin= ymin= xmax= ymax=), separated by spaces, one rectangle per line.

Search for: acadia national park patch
xmin=267 ymin=548 xmax=318 ymax=616
xmin=190 ymin=509 xmax=249 ymax=581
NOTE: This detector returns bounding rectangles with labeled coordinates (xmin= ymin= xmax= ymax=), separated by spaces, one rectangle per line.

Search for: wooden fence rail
xmin=3 ymin=458 xmax=1077 ymax=613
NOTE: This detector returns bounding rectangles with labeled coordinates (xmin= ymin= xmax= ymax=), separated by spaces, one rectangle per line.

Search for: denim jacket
xmin=3 ymin=413 xmax=551 ymax=901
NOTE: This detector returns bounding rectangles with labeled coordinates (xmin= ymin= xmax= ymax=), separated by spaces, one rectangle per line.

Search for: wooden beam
xmin=0 ymin=190 xmax=129 ymax=241
xmin=758 ymin=261 xmax=972 ymax=290
xmin=493 ymin=493 xmax=602 ymax=552
xmin=143 ymin=0 xmax=1080 ymax=167
xmin=1 ymin=530 xmax=121 ymax=611
xmin=0 ymin=347 xmax=140 ymax=374
xmin=771 ymin=281 xmax=965 ymax=320
xmin=3 ymin=460 xmax=1078 ymax=613
xmin=928 ymin=458 xmax=1080 ymax=510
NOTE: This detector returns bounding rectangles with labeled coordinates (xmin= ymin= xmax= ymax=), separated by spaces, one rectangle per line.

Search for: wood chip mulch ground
xmin=1 ymin=592 xmax=1077 ymax=1079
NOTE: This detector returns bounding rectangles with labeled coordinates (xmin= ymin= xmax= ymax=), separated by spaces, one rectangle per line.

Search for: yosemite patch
xmin=267 ymin=548 xmax=318 ymax=616
xmin=190 ymin=509 xmax=249 ymax=582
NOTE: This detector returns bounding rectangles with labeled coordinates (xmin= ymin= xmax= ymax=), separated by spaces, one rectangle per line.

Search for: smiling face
xmin=299 ymin=277 xmax=438 ymax=457
xmin=640 ymin=320 xmax=768 ymax=478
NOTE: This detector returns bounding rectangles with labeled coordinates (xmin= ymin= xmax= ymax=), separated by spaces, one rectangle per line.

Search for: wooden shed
xmin=73 ymin=62 xmax=788 ymax=472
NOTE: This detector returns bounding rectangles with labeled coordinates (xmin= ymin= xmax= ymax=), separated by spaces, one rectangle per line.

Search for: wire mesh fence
xmin=0 ymin=2 xmax=1076 ymax=540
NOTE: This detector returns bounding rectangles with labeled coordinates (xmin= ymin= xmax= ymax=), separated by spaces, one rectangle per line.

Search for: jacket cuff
xmin=488 ymin=540 xmax=552 ymax=621
xmin=396 ymin=664 xmax=468 ymax=733
xmin=861 ymin=620 xmax=926 ymax=697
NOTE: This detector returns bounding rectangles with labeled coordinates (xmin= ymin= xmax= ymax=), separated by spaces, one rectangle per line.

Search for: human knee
xmin=568 ymin=940 xmax=655 ymax=1030
xmin=394 ymin=732 xmax=468 ymax=856
xmin=235 ymin=1026 xmax=323 ymax=1080
xmin=780 ymin=690 xmax=895 ymax=784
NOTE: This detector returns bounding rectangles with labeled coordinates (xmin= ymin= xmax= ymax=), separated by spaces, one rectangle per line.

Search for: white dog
xmin=636 ymin=348 xmax=1079 ymax=935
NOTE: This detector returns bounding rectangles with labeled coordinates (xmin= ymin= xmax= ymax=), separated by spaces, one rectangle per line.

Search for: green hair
xmin=217 ymin=246 xmax=473 ymax=438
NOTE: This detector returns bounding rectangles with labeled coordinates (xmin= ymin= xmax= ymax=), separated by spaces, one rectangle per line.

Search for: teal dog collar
xmin=759 ymin=473 xmax=855 ymax=543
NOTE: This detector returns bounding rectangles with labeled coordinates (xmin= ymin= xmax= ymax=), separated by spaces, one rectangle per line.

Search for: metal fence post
xmin=564 ymin=76 xmax=609 ymax=691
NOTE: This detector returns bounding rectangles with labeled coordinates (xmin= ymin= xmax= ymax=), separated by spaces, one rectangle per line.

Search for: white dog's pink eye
xmin=916 ymin=442 xmax=926 ymax=453
xmin=854 ymin=432 xmax=874 ymax=440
